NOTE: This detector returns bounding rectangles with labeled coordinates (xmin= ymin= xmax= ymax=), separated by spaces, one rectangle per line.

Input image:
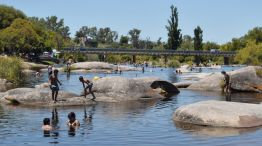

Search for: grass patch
xmin=0 ymin=56 xmax=24 ymax=84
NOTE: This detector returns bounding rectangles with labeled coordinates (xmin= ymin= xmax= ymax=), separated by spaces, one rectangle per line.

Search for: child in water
xmin=67 ymin=112 xmax=80 ymax=127
xmin=42 ymin=118 xmax=53 ymax=131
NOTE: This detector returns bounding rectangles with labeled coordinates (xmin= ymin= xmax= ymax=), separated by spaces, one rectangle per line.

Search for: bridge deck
xmin=61 ymin=48 xmax=236 ymax=57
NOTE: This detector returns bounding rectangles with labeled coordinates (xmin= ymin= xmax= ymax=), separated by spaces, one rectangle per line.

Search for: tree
xmin=120 ymin=35 xmax=129 ymax=45
xmin=0 ymin=18 xmax=42 ymax=54
xmin=29 ymin=16 xmax=71 ymax=50
xmin=0 ymin=5 xmax=26 ymax=29
xmin=235 ymin=40 xmax=262 ymax=65
xmin=180 ymin=35 xmax=194 ymax=50
xmin=193 ymin=26 xmax=203 ymax=50
xmin=128 ymin=28 xmax=141 ymax=48
xmin=166 ymin=5 xmax=182 ymax=50
xmin=193 ymin=26 xmax=203 ymax=65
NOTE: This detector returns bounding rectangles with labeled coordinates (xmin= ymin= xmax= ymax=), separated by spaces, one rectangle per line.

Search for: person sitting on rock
xmin=221 ymin=71 xmax=231 ymax=93
xmin=42 ymin=118 xmax=53 ymax=131
xmin=49 ymin=69 xmax=62 ymax=103
xmin=67 ymin=112 xmax=80 ymax=127
xmin=79 ymin=76 xmax=96 ymax=100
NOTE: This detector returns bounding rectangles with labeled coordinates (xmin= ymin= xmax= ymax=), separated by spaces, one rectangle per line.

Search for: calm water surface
xmin=1 ymin=65 xmax=262 ymax=146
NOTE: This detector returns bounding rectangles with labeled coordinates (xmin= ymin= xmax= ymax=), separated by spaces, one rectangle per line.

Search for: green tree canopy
xmin=166 ymin=5 xmax=182 ymax=50
xmin=0 ymin=18 xmax=42 ymax=54
xmin=128 ymin=28 xmax=141 ymax=48
xmin=234 ymin=40 xmax=262 ymax=65
xmin=0 ymin=5 xmax=26 ymax=29
xmin=194 ymin=26 xmax=203 ymax=50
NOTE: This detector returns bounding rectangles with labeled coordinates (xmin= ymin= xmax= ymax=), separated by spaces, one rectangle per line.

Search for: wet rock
xmin=188 ymin=66 xmax=262 ymax=92
xmin=0 ymin=88 xmax=95 ymax=107
xmin=173 ymin=100 xmax=262 ymax=128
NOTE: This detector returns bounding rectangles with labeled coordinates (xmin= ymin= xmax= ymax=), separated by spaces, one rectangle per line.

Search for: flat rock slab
xmin=173 ymin=100 xmax=262 ymax=128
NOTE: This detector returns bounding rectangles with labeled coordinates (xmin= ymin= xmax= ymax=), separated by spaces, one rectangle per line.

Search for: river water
xmin=1 ymin=65 xmax=262 ymax=146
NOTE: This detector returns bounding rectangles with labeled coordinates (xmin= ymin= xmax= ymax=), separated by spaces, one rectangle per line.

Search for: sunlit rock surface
xmin=188 ymin=66 xmax=262 ymax=92
xmin=173 ymin=100 xmax=262 ymax=128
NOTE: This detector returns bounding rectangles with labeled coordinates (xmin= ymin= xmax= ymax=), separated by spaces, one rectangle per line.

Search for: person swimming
xmin=67 ymin=112 xmax=80 ymax=127
xmin=42 ymin=118 xmax=53 ymax=131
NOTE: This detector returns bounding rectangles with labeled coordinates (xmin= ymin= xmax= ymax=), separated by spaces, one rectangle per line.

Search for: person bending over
xmin=79 ymin=76 xmax=96 ymax=100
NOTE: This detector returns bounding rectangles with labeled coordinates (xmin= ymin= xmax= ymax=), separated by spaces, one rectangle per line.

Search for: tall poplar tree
xmin=166 ymin=5 xmax=182 ymax=50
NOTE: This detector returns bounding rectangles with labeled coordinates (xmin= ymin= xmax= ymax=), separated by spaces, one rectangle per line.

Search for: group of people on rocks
xmin=47 ymin=60 xmax=96 ymax=103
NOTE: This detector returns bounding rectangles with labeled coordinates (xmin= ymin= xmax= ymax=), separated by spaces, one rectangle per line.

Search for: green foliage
xmin=0 ymin=56 xmax=23 ymax=84
xmin=194 ymin=26 xmax=203 ymax=50
xmin=128 ymin=28 xmax=141 ymax=48
xmin=0 ymin=18 xmax=42 ymax=54
xmin=166 ymin=5 xmax=182 ymax=50
xmin=234 ymin=41 xmax=262 ymax=65
xmin=0 ymin=5 xmax=26 ymax=29
xmin=120 ymin=35 xmax=129 ymax=45
xmin=167 ymin=59 xmax=180 ymax=68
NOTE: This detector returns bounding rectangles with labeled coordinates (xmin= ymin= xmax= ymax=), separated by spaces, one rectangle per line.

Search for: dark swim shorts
xmin=50 ymin=85 xmax=59 ymax=91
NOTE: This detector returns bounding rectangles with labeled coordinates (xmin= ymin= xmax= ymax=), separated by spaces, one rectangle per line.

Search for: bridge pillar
xmin=224 ymin=57 xmax=229 ymax=65
xmin=164 ymin=55 xmax=167 ymax=67
xmin=132 ymin=55 xmax=136 ymax=63
xmin=194 ymin=56 xmax=201 ymax=66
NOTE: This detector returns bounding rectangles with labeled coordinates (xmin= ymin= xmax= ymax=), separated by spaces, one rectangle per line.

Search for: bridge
xmin=61 ymin=48 xmax=237 ymax=65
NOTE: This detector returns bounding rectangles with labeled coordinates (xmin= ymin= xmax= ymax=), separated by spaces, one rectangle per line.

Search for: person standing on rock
xmin=221 ymin=71 xmax=231 ymax=93
xmin=49 ymin=69 xmax=62 ymax=103
xmin=79 ymin=76 xmax=96 ymax=100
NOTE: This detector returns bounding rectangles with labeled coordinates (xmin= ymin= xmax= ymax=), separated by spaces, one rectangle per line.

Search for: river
xmin=1 ymin=65 xmax=262 ymax=146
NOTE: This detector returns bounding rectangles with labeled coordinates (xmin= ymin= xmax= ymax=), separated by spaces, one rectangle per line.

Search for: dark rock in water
xmin=151 ymin=80 xmax=180 ymax=94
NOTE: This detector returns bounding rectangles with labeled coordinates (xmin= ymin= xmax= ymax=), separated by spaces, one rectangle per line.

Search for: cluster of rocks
xmin=0 ymin=77 xmax=179 ymax=107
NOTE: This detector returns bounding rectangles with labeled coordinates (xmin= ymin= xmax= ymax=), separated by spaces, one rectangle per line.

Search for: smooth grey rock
xmin=91 ymin=77 xmax=166 ymax=102
xmin=173 ymin=100 xmax=262 ymax=128
xmin=71 ymin=61 xmax=138 ymax=72
xmin=0 ymin=88 xmax=95 ymax=107
xmin=188 ymin=66 xmax=262 ymax=92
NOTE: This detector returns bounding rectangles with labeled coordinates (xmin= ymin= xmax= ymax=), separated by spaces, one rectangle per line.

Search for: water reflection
xmin=98 ymin=100 xmax=158 ymax=119
xmin=174 ymin=121 xmax=261 ymax=137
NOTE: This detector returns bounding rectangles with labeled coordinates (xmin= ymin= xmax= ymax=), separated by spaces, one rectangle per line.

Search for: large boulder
xmin=0 ymin=88 xmax=95 ymax=107
xmin=71 ymin=61 xmax=138 ymax=72
xmin=0 ymin=78 xmax=15 ymax=92
xmin=89 ymin=77 xmax=179 ymax=102
xmin=188 ymin=66 xmax=262 ymax=92
xmin=173 ymin=100 xmax=262 ymax=128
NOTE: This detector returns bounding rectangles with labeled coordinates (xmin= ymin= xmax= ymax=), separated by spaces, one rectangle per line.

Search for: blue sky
xmin=1 ymin=0 xmax=262 ymax=44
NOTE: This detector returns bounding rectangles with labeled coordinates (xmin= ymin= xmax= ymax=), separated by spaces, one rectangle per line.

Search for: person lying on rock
xmin=221 ymin=71 xmax=231 ymax=93
xmin=49 ymin=69 xmax=62 ymax=103
xmin=79 ymin=76 xmax=96 ymax=100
